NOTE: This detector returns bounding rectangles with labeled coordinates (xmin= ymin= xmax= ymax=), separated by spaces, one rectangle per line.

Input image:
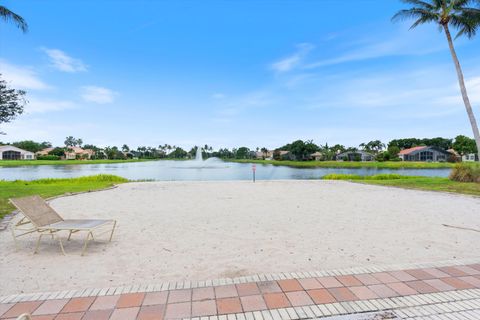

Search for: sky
xmin=1 ymin=0 xmax=480 ymax=150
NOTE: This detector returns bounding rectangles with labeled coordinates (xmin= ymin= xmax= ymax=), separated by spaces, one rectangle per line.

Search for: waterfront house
xmin=336 ymin=151 xmax=374 ymax=162
xmin=0 ymin=145 xmax=35 ymax=160
xmin=398 ymin=146 xmax=450 ymax=162
xmin=37 ymin=147 xmax=95 ymax=160
xmin=310 ymin=152 xmax=324 ymax=161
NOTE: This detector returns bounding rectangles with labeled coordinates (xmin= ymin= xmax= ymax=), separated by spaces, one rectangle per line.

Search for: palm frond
xmin=400 ymin=0 xmax=436 ymax=9
xmin=392 ymin=8 xmax=440 ymax=28
xmin=0 ymin=6 xmax=28 ymax=33
xmin=450 ymin=11 xmax=480 ymax=38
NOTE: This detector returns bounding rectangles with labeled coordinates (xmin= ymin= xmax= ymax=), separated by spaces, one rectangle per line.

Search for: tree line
xmin=3 ymin=135 xmax=475 ymax=161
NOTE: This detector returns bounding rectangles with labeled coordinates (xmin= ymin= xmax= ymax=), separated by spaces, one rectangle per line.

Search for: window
xmin=2 ymin=151 xmax=21 ymax=160
xmin=419 ymin=151 xmax=433 ymax=161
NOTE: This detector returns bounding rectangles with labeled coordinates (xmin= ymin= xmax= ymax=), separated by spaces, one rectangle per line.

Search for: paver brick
xmin=116 ymin=293 xmax=145 ymax=308
xmin=2 ymin=301 xmax=42 ymax=318
xmin=277 ymin=280 xmax=303 ymax=292
xmin=354 ymin=274 xmax=381 ymax=286
xmin=217 ymin=298 xmax=242 ymax=314
xmin=327 ymin=288 xmax=358 ymax=302
xmin=240 ymin=295 xmax=267 ymax=311
xmin=215 ymin=286 xmax=238 ymax=299
xmin=236 ymin=283 xmax=261 ymax=297
xmin=285 ymin=291 xmax=314 ymax=307
xmin=297 ymin=278 xmax=323 ymax=290
xmin=336 ymin=275 xmax=362 ymax=287
xmin=316 ymin=277 xmax=343 ymax=288
xmin=263 ymin=293 xmax=291 ymax=309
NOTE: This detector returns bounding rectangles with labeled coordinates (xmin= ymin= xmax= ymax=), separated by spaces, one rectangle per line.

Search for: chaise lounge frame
xmin=9 ymin=195 xmax=117 ymax=256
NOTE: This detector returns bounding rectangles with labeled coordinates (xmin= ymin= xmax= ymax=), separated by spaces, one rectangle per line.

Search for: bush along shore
xmin=228 ymin=159 xmax=455 ymax=169
xmin=0 ymin=175 xmax=128 ymax=219
xmin=322 ymin=164 xmax=480 ymax=196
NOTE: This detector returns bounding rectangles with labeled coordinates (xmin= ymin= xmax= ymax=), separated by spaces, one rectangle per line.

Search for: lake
xmin=0 ymin=158 xmax=451 ymax=181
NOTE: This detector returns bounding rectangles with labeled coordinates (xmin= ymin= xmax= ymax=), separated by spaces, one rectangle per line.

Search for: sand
xmin=1 ymin=180 xmax=479 ymax=295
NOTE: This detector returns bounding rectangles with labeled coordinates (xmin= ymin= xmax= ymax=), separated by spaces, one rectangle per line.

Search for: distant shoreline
xmin=226 ymin=159 xmax=455 ymax=169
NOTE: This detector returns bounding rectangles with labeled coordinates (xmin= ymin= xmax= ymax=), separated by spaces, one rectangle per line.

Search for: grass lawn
xmin=323 ymin=174 xmax=480 ymax=196
xmin=228 ymin=159 xmax=454 ymax=169
xmin=0 ymin=159 xmax=156 ymax=167
xmin=0 ymin=175 xmax=128 ymax=219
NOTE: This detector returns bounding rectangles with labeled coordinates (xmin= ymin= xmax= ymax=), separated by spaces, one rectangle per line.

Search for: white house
xmin=0 ymin=145 xmax=35 ymax=160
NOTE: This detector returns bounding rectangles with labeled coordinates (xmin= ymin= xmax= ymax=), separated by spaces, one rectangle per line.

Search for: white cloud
xmin=41 ymin=48 xmax=88 ymax=73
xmin=0 ymin=60 xmax=51 ymax=90
xmin=305 ymin=24 xmax=445 ymax=69
xmin=271 ymin=43 xmax=314 ymax=73
xmin=81 ymin=86 xmax=117 ymax=104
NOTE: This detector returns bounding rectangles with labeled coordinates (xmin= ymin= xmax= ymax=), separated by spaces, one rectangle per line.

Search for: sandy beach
xmin=1 ymin=180 xmax=479 ymax=296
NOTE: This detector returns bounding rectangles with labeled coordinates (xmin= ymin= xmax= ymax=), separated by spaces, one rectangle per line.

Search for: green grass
xmin=0 ymin=175 xmax=128 ymax=219
xmin=227 ymin=159 xmax=455 ymax=169
xmin=0 ymin=159 xmax=156 ymax=167
xmin=323 ymin=173 xmax=480 ymax=196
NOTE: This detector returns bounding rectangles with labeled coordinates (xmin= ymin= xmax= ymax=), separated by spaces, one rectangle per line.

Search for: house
xmin=37 ymin=147 xmax=95 ymax=160
xmin=462 ymin=153 xmax=478 ymax=162
xmin=336 ymin=151 xmax=374 ymax=162
xmin=399 ymin=146 xmax=450 ymax=162
xmin=65 ymin=147 xmax=95 ymax=160
xmin=310 ymin=152 xmax=324 ymax=161
xmin=36 ymin=147 xmax=54 ymax=157
xmin=0 ymin=145 xmax=35 ymax=160
xmin=277 ymin=150 xmax=295 ymax=160
xmin=254 ymin=150 xmax=273 ymax=160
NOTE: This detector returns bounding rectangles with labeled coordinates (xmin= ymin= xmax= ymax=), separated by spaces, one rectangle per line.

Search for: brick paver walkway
xmin=2 ymin=260 xmax=480 ymax=320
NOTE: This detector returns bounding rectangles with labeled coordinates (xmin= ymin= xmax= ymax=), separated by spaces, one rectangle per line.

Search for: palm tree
xmin=393 ymin=0 xmax=480 ymax=160
xmin=0 ymin=5 xmax=28 ymax=32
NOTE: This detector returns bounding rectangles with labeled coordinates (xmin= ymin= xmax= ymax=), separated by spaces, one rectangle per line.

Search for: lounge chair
xmin=9 ymin=195 xmax=117 ymax=255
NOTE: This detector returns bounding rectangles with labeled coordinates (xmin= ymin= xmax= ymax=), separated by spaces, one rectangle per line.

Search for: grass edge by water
xmin=0 ymin=174 xmax=128 ymax=219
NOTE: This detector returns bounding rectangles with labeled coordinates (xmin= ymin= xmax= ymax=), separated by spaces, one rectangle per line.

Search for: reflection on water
xmin=0 ymin=158 xmax=451 ymax=181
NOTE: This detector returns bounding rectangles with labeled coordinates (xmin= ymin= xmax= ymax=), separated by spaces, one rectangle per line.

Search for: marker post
xmin=252 ymin=164 xmax=256 ymax=183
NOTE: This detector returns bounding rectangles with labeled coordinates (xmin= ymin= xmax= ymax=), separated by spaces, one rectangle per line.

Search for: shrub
xmin=37 ymin=155 xmax=61 ymax=160
xmin=449 ymin=163 xmax=480 ymax=183
xmin=323 ymin=173 xmax=415 ymax=180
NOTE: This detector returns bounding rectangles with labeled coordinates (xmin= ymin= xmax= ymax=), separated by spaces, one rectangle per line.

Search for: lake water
xmin=0 ymin=158 xmax=451 ymax=181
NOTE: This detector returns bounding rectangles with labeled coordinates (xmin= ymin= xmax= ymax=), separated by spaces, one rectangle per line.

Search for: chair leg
xmin=67 ymin=230 xmax=73 ymax=241
xmin=81 ymin=232 xmax=93 ymax=256
xmin=53 ymin=232 xmax=66 ymax=255
xmin=34 ymin=234 xmax=44 ymax=254
xmin=109 ymin=220 xmax=117 ymax=242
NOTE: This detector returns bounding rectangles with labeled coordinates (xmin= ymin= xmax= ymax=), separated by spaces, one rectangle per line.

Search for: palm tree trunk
xmin=443 ymin=24 xmax=480 ymax=161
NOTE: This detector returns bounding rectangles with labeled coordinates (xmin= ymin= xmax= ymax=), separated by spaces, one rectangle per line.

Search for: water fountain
xmin=195 ymin=147 xmax=203 ymax=162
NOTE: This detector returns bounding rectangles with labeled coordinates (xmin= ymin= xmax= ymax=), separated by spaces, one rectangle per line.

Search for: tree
xmin=360 ymin=140 xmax=385 ymax=154
xmin=64 ymin=136 xmax=82 ymax=147
xmin=453 ymin=134 xmax=478 ymax=155
xmin=48 ymin=147 xmax=66 ymax=157
xmin=393 ymin=0 xmax=480 ymax=161
xmin=11 ymin=140 xmax=50 ymax=153
xmin=169 ymin=147 xmax=188 ymax=159
xmin=235 ymin=147 xmax=251 ymax=159
xmin=0 ymin=75 xmax=27 ymax=134
xmin=0 ymin=5 xmax=28 ymax=33
xmin=122 ymin=144 xmax=130 ymax=152
xmin=279 ymin=140 xmax=319 ymax=160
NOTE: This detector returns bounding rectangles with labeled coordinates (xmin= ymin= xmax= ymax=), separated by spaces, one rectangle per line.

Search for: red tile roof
xmin=398 ymin=146 xmax=427 ymax=155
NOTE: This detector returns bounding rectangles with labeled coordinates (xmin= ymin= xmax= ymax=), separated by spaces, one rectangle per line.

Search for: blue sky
xmin=1 ymin=0 xmax=480 ymax=150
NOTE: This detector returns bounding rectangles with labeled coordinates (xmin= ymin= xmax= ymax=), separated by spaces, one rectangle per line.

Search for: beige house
xmin=0 ymin=145 xmax=35 ymax=160
xmin=310 ymin=152 xmax=323 ymax=161
xmin=37 ymin=147 xmax=95 ymax=160
xmin=65 ymin=147 xmax=95 ymax=160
